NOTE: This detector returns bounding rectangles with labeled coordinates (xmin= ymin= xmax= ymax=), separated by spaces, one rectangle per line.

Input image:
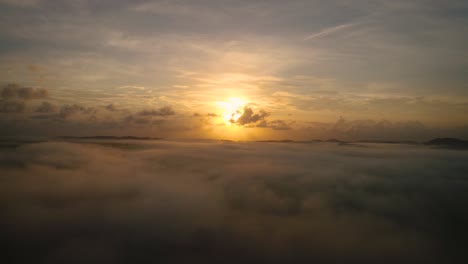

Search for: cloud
xmin=35 ymin=101 xmax=57 ymax=113
xmin=59 ymin=104 xmax=96 ymax=119
xmin=0 ymin=0 xmax=39 ymax=8
xmin=232 ymin=106 xmax=269 ymax=125
xmin=0 ymin=100 xmax=25 ymax=113
xmin=304 ymin=22 xmax=358 ymax=41
xmin=322 ymin=117 xmax=429 ymax=141
xmin=138 ymin=106 xmax=175 ymax=116
xmin=1 ymin=84 xmax=48 ymax=100
xmin=257 ymin=119 xmax=294 ymax=130
xmin=105 ymin=103 xmax=117 ymax=111
xmin=0 ymin=140 xmax=467 ymax=263
xmin=123 ymin=114 xmax=151 ymax=125
xmin=194 ymin=112 xmax=220 ymax=118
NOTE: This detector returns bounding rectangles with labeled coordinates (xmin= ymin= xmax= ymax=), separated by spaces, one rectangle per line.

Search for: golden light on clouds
xmin=216 ymin=97 xmax=247 ymax=125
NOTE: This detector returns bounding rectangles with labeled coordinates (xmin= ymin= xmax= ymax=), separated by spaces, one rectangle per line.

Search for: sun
xmin=216 ymin=97 xmax=246 ymax=125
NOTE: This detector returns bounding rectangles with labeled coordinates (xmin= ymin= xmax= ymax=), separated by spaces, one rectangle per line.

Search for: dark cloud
xmin=124 ymin=114 xmax=151 ymax=124
xmin=193 ymin=112 xmax=219 ymax=118
xmin=0 ymin=100 xmax=25 ymax=113
xmin=232 ymin=106 xmax=269 ymax=125
xmin=193 ymin=112 xmax=220 ymax=127
xmin=1 ymin=83 xmax=48 ymax=100
xmin=59 ymin=104 xmax=96 ymax=119
xmin=30 ymin=114 xmax=55 ymax=120
xmin=1 ymin=140 xmax=467 ymax=263
xmin=138 ymin=106 xmax=175 ymax=116
xmin=123 ymin=115 xmax=167 ymax=126
xmin=35 ymin=101 xmax=57 ymax=113
xmin=151 ymin=119 xmax=166 ymax=125
xmin=321 ymin=117 xmax=429 ymax=141
xmin=105 ymin=103 xmax=117 ymax=111
xmin=27 ymin=64 xmax=40 ymax=72
xmin=257 ymin=119 xmax=293 ymax=130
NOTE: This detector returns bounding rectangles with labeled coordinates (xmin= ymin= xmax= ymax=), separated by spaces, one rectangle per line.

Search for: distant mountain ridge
xmin=256 ymin=139 xmax=416 ymax=144
xmin=47 ymin=136 xmax=468 ymax=149
xmin=424 ymin=138 xmax=468 ymax=149
xmin=58 ymin=136 xmax=163 ymax=140
xmin=254 ymin=138 xmax=468 ymax=148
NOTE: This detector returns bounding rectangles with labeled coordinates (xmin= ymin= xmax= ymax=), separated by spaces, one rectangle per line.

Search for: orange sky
xmin=1 ymin=0 xmax=467 ymax=140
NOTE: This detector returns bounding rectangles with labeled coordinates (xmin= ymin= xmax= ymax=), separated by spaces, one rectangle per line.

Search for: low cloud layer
xmin=1 ymin=140 xmax=467 ymax=263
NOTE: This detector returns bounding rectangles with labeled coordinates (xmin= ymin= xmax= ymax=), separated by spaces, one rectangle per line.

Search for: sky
xmin=1 ymin=0 xmax=468 ymax=140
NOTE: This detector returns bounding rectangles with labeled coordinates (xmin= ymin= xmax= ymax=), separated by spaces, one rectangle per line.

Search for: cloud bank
xmin=1 ymin=84 xmax=48 ymax=100
xmin=1 ymin=140 xmax=467 ymax=263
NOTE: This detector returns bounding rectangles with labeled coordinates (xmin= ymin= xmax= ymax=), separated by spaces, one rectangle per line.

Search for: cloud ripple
xmin=0 ymin=140 xmax=467 ymax=263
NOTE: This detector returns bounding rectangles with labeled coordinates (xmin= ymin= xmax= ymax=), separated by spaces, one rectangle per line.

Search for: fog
xmin=1 ymin=140 xmax=467 ymax=263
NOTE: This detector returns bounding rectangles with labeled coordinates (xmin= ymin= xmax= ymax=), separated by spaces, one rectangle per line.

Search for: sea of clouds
xmin=1 ymin=140 xmax=467 ymax=263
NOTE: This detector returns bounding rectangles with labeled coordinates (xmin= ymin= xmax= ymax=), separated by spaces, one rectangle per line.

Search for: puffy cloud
xmin=230 ymin=107 xmax=291 ymax=130
xmin=1 ymin=140 xmax=467 ymax=263
xmin=0 ymin=100 xmax=25 ymax=113
xmin=35 ymin=101 xmax=57 ymax=113
xmin=257 ymin=119 xmax=293 ymax=130
xmin=138 ymin=106 xmax=175 ymax=116
xmin=59 ymin=104 xmax=96 ymax=119
xmin=105 ymin=104 xmax=117 ymax=111
xmin=1 ymin=84 xmax=48 ymax=100
xmin=232 ymin=106 xmax=269 ymax=125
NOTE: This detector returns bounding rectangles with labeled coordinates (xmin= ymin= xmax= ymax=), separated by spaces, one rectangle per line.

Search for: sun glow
xmin=216 ymin=97 xmax=246 ymax=125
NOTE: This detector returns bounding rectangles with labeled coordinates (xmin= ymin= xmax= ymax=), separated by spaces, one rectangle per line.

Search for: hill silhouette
xmin=59 ymin=136 xmax=163 ymax=141
xmin=425 ymin=138 xmax=468 ymax=149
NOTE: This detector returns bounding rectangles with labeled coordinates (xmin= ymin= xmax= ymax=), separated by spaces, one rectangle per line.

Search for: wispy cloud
xmin=304 ymin=22 xmax=359 ymax=41
xmin=0 ymin=0 xmax=39 ymax=8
